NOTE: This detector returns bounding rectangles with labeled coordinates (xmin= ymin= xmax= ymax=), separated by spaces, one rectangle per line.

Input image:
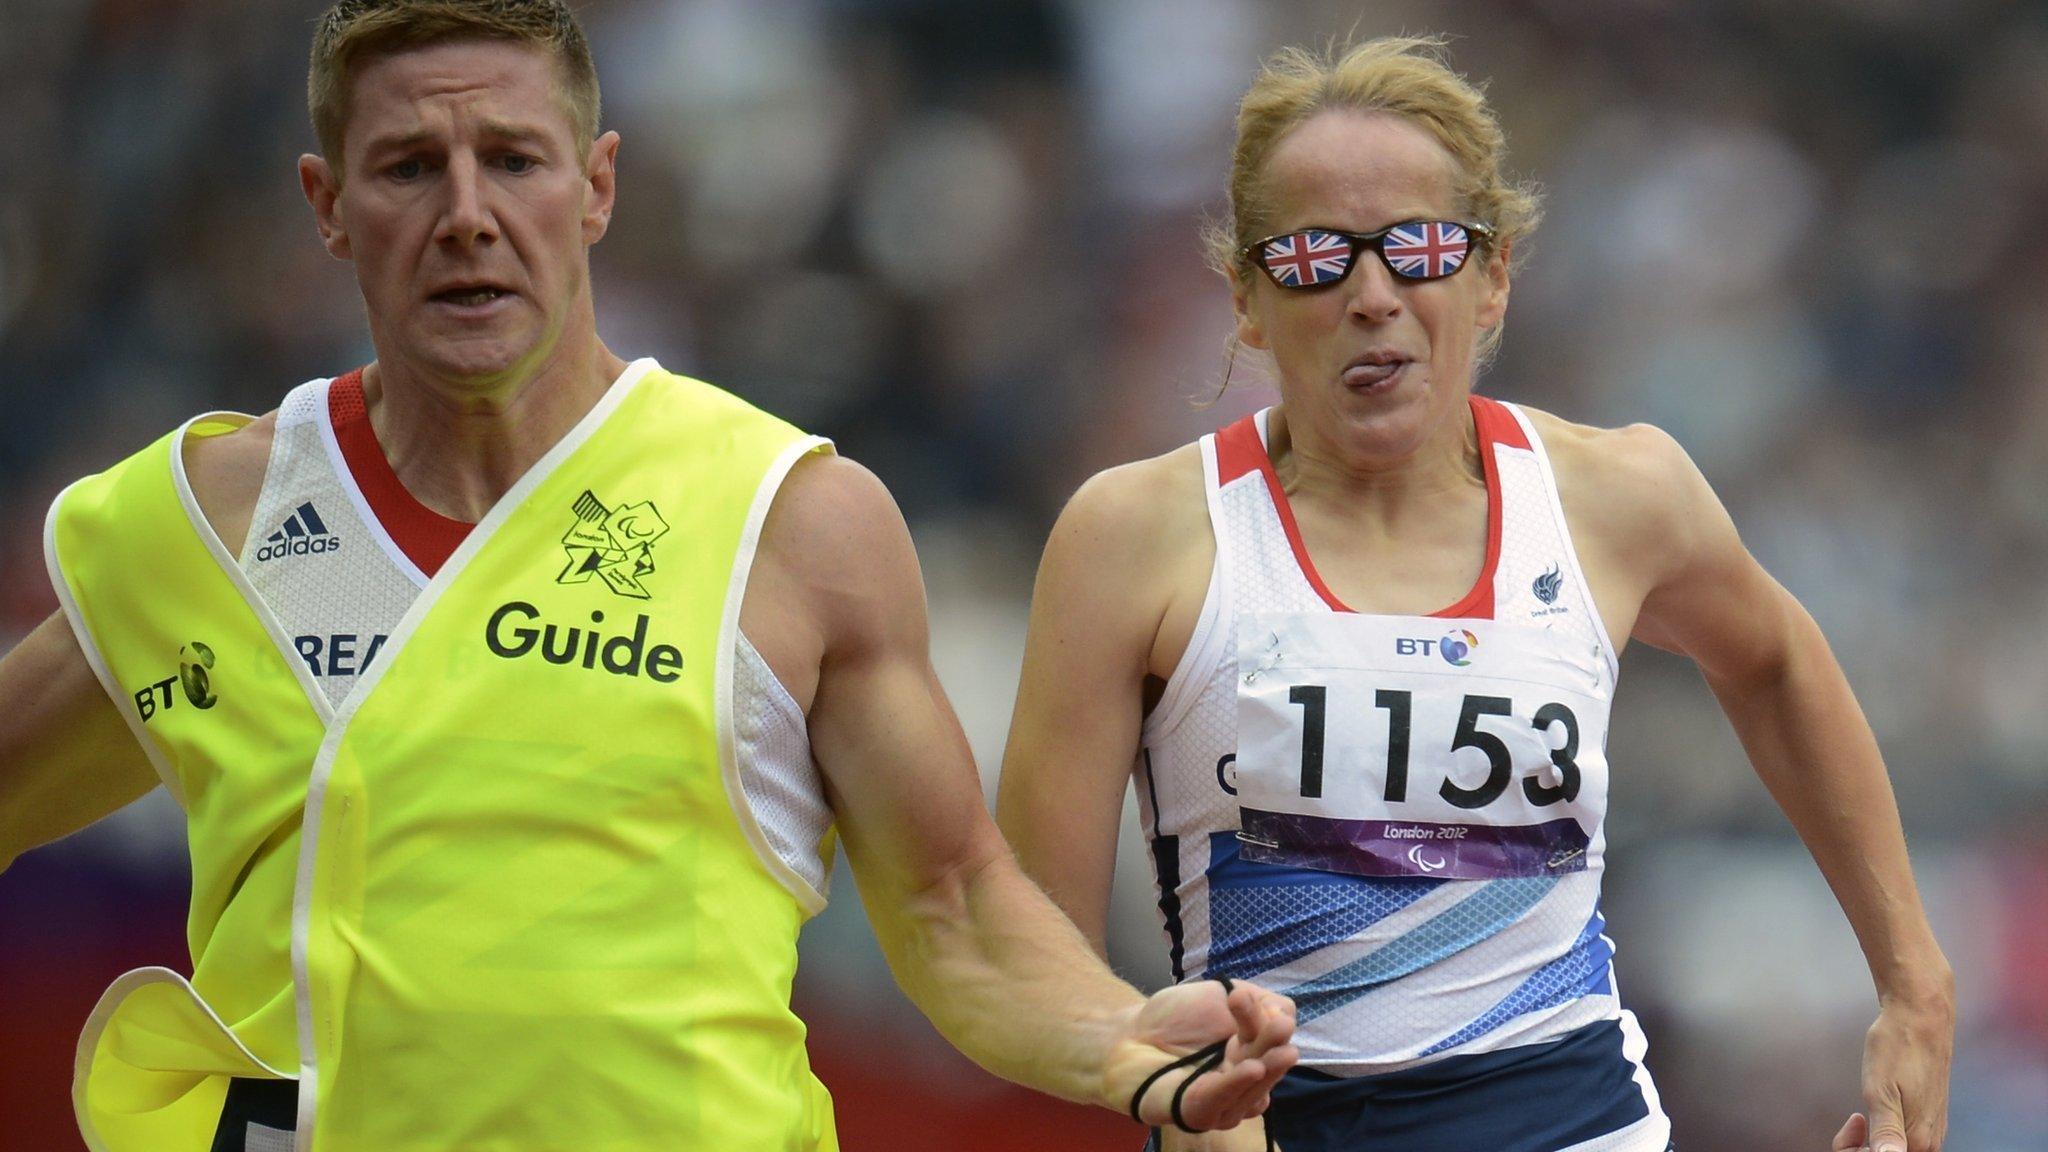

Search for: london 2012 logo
xmin=557 ymin=490 xmax=670 ymax=600
xmin=1439 ymin=629 xmax=1478 ymax=667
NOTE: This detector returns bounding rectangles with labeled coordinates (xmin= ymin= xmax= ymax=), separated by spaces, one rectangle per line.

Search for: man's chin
xmin=401 ymin=334 xmax=541 ymax=386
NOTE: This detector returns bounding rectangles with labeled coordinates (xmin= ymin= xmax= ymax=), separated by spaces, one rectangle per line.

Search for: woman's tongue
xmin=1342 ymin=359 xmax=1406 ymax=389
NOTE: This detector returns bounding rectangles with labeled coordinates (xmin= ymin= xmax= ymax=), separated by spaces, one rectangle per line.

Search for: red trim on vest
xmin=1471 ymin=392 xmax=1530 ymax=451
xmin=1214 ymin=414 xmax=1269 ymax=484
xmin=1219 ymin=396 xmax=1510 ymax=619
xmin=1430 ymin=396 xmax=1516 ymax=619
xmin=328 ymin=369 xmax=475 ymax=577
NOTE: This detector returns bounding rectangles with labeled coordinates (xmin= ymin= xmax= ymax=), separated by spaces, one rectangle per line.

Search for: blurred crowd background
xmin=4 ymin=0 xmax=2047 ymax=1148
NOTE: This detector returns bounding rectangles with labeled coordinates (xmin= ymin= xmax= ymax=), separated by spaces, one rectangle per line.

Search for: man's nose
xmin=435 ymin=152 xmax=496 ymax=247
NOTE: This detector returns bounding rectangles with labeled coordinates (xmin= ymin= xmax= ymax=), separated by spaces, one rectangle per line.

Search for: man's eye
xmin=389 ymin=159 xmax=425 ymax=180
xmin=501 ymin=154 xmax=536 ymax=174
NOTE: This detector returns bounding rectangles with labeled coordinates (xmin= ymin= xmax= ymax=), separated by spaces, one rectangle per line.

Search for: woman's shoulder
xmin=1056 ymin=441 xmax=1210 ymax=558
xmin=1518 ymin=405 xmax=1698 ymax=496
xmin=1071 ymin=440 xmax=1207 ymax=508
xmin=1515 ymin=403 xmax=1718 ymax=562
xmin=1038 ymin=442 xmax=1216 ymax=682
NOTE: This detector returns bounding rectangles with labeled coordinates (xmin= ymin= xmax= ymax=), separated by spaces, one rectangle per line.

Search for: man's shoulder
xmin=639 ymin=362 xmax=814 ymax=439
xmin=181 ymin=410 xmax=278 ymax=555
xmin=758 ymin=453 xmax=905 ymax=566
xmin=739 ymin=453 xmax=924 ymax=707
xmin=49 ymin=407 xmax=278 ymax=587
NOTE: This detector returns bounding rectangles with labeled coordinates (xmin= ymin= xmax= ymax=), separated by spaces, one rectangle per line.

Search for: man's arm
xmin=0 ymin=612 xmax=160 ymax=873
xmin=742 ymin=454 xmax=1295 ymax=1131
xmin=2 ymin=420 xmax=269 ymax=875
xmin=994 ymin=455 xmax=1271 ymax=1150
xmin=1619 ymin=426 xmax=1952 ymax=1152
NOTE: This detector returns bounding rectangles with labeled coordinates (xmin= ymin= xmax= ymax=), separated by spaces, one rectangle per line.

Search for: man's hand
xmin=1110 ymin=980 xmax=1298 ymax=1135
xmin=1834 ymin=993 xmax=1952 ymax=1151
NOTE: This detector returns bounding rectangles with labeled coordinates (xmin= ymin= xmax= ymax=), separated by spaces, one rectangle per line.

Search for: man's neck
xmin=361 ymin=339 xmax=632 ymax=523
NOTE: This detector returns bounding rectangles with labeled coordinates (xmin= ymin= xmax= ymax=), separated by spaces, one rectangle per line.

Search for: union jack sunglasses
xmin=1240 ymin=220 xmax=1495 ymax=289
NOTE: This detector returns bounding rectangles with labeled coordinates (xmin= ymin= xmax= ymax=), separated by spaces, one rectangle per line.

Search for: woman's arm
xmin=994 ymin=453 xmax=1207 ymax=954
xmin=1617 ymin=425 xmax=1952 ymax=1152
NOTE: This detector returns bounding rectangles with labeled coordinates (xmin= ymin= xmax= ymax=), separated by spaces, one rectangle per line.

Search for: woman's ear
xmin=1228 ymin=265 xmax=1270 ymax=352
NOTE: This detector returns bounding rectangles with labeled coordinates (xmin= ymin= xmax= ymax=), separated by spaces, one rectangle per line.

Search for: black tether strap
xmin=1128 ymin=1036 xmax=1229 ymax=1127
xmin=1126 ymin=977 xmax=1278 ymax=1150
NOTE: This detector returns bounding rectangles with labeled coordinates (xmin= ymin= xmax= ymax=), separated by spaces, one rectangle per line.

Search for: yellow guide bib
xmin=47 ymin=361 xmax=839 ymax=1151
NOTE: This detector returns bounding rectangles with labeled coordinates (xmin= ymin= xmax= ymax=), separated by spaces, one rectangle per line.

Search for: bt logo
xmin=1394 ymin=630 xmax=1480 ymax=666
xmin=132 ymin=641 xmax=219 ymax=722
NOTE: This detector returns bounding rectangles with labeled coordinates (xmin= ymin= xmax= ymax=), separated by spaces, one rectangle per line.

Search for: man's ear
xmin=582 ymin=130 xmax=621 ymax=246
xmin=299 ymin=154 xmax=352 ymax=260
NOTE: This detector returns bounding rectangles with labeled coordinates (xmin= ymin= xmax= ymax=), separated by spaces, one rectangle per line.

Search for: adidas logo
xmin=255 ymin=501 xmax=343 ymax=561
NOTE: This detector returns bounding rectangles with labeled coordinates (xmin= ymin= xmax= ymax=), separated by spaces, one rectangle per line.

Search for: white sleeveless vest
xmin=1136 ymin=397 xmax=1645 ymax=1078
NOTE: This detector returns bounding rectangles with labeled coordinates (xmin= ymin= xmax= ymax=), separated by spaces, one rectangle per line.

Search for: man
xmin=0 ymin=3 xmax=1295 ymax=1149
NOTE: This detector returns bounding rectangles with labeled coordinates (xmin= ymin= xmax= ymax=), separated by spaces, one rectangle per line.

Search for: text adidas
xmin=256 ymin=535 xmax=342 ymax=561
xmin=255 ymin=501 xmax=343 ymax=562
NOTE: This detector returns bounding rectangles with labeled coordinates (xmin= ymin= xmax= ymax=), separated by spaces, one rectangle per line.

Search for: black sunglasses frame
xmin=1238 ymin=220 xmax=1497 ymax=289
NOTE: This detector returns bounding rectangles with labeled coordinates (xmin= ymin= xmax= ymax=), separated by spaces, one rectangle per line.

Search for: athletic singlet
xmin=1134 ymin=397 xmax=1668 ymax=1149
xmin=235 ymin=371 xmax=833 ymax=896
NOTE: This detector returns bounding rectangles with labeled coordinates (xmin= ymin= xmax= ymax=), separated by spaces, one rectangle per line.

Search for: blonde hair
xmin=1206 ymin=35 xmax=1542 ymax=366
xmin=308 ymin=0 xmax=600 ymax=179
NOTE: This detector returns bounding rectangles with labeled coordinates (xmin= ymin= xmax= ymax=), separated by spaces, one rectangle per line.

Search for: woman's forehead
xmin=1261 ymin=110 xmax=1462 ymax=225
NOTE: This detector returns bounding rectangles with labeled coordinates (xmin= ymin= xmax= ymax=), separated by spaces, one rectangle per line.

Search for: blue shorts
xmin=1147 ymin=1018 xmax=1668 ymax=1152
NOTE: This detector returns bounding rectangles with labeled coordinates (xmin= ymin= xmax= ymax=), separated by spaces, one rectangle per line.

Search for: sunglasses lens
xmin=1260 ymin=230 xmax=1354 ymax=288
xmin=1381 ymin=221 xmax=1472 ymax=280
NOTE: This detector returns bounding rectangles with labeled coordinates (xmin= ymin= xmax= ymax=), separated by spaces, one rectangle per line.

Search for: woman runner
xmin=996 ymin=35 xmax=1951 ymax=1152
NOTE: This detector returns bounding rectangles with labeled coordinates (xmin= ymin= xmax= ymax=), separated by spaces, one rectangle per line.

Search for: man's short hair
xmin=309 ymin=0 xmax=601 ymax=177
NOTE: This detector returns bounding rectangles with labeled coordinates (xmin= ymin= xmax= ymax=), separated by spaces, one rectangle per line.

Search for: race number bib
xmin=1234 ymin=612 xmax=1611 ymax=881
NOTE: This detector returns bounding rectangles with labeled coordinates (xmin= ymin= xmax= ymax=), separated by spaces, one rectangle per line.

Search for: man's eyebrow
xmin=477 ymin=120 xmax=552 ymax=144
xmin=359 ymin=122 xmax=555 ymax=154
xmin=361 ymin=128 xmax=435 ymax=155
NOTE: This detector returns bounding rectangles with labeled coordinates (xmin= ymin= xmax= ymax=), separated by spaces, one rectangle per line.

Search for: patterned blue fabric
xmin=1283 ymin=876 xmax=1559 ymax=1024
xmin=1420 ymin=906 xmax=1614 ymax=1056
xmin=1205 ymin=832 xmax=1442 ymax=979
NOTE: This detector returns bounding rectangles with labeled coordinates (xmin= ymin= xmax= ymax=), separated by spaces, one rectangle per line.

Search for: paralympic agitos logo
xmin=484 ymin=601 xmax=683 ymax=683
